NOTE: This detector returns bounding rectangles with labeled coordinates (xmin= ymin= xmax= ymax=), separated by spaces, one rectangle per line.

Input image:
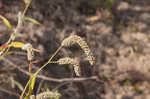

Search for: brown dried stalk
xmin=61 ymin=35 xmax=95 ymax=65
xmin=57 ymin=57 xmax=81 ymax=76
xmin=2 ymin=57 xmax=98 ymax=82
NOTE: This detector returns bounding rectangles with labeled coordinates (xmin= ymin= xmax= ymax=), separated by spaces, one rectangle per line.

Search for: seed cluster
xmin=36 ymin=91 xmax=61 ymax=99
xmin=22 ymin=43 xmax=34 ymax=61
xmin=61 ymin=35 xmax=95 ymax=65
xmin=57 ymin=57 xmax=81 ymax=76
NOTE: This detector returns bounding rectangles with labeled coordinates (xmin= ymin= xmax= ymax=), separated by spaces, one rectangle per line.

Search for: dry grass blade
xmin=25 ymin=17 xmax=41 ymax=25
xmin=57 ymin=57 xmax=81 ymax=76
xmin=61 ymin=35 xmax=95 ymax=65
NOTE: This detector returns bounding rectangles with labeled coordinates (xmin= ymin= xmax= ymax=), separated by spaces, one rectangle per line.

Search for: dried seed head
xmin=57 ymin=57 xmax=81 ymax=76
xmin=61 ymin=35 xmax=76 ymax=47
xmin=29 ymin=95 xmax=35 ymax=99
xmin=61 ymin=35 xmax=95 ymax=65
xmin=36 ymin=91 xmax=61 ymax=99
xmin=22 ymin=43 xmax=34 ymax=61
xmin=27 ymin=47 xmax=34 ymax=61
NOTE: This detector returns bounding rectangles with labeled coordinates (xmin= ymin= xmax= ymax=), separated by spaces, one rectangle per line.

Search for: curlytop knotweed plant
xmin=0 ymin=0 xmax=95 ymax=99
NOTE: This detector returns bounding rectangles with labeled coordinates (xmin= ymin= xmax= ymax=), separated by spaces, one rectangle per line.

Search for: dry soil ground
xmin=0 ymin=0 xmax=150 ymax=99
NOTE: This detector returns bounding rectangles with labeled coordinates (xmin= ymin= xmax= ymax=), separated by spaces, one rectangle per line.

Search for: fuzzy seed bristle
xmin=36 ymin=91 xmax=61 ymax=99
xmin=57 ymin=57 xmax=81 ymax=76
xmin=29 ymin=95 xmax=35 ymax=99
xmin=61 ymin=35 xmax=76 ymax=47
xmin=61 ymin=35 xmax=95 ymax=65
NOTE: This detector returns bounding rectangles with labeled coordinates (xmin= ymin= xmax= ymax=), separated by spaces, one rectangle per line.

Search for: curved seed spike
xmin=57 ymin=57 xmax=81 ymax=76
xmin=36 ymin=91 xmax=61 ymax=99
xmin=61 ymin=35 xmax=95 ymax=65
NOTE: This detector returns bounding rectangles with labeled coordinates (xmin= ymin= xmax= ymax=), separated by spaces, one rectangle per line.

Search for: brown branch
xmin=2 ymin=57 xmax=98 ymax=82
xmin=0 ymin=87 xmax=20 ymax=97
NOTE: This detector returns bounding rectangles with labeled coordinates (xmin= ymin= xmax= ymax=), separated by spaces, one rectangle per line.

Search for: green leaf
xmin=0 ymin=15 xmax=12 ymax=29
xmin=25 ymin=17 xmax=41 ymax=25
xmin=23 ymin=0 xmax=30 ymax=4
xmin=0 ymin=47 xmax=3 ymax=51
xmin=8 ymin=42 xmax=25 ymax=48
xmin=25 ymin=72 xmax=38 ymax=99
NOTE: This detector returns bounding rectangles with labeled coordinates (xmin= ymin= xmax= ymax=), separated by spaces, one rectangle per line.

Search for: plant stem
xmin=19 ymin=46 xmax=62 ymax=99
xmin=22 ymin=0 xmax=33 ymax=18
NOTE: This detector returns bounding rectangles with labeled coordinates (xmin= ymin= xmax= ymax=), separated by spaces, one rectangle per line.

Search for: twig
xmin=1 ymin=57 xmax=98 ymax=82
xmin=0 ymin=87 xmax=20 ymax=97
xmin=37 ymin=75 xmax=98 ymax=82
xmin=52 ymin=82 xmax=70 ymax=92
xmin=36 ymin=79 xmax=44 ymax=94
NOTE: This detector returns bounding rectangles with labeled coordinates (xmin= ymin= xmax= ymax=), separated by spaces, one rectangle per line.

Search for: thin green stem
xmin=19 ymin=46 xmax=62 ymax=99
xmin=22 ymin=0 xmax=33 ymax=18
xmin=49 ymin=61 xmax=58 ymax=64
xmin=19 ymin=80 xmax=30 ymax=99
xmin=36 ymin=46 xmax=62 ymax=73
